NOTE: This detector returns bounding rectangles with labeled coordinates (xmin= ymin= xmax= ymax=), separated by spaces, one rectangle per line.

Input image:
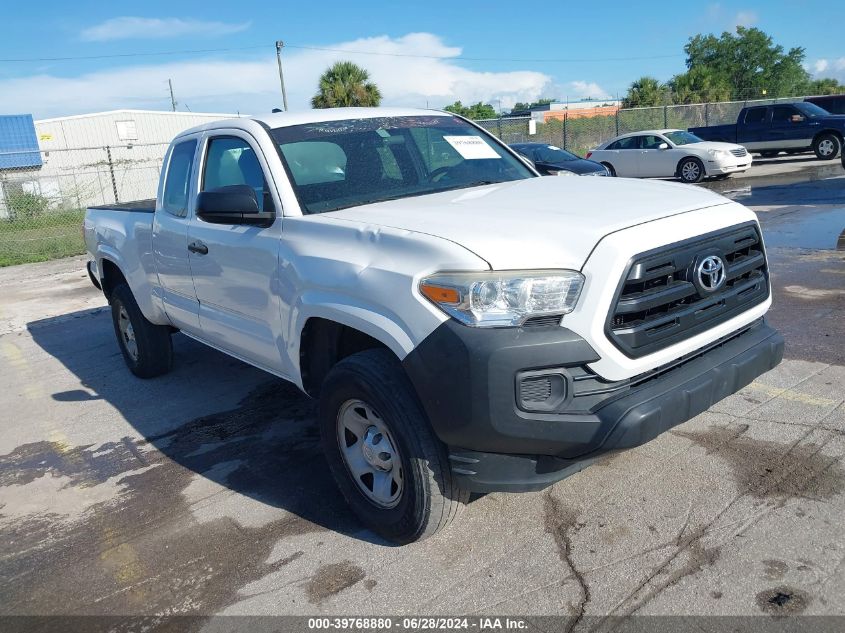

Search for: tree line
xmin=308 ymin=28 xmax=843 ymax=116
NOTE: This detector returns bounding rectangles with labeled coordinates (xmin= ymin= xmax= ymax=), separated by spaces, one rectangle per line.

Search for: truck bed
xmin=88 ymin=199 xmax=156 ymax=213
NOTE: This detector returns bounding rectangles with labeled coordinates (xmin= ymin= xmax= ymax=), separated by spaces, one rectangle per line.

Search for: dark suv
xmin=805 ymin=94 xmax=845 ymax=115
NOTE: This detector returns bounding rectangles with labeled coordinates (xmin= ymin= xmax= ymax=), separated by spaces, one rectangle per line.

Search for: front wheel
xmin=319 ymin=349 xmax=468 ymax=543
xmin=813 ymin=133 xmax=841 ymax=160
xmin=678 ymin=157 xmax=705 ymax=183
xmin=110 ymin=284 xmax=173 ymax=378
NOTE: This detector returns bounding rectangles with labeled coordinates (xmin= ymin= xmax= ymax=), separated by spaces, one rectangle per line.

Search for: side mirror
xmin=196 ymin=184 xmax=275 ymax=226
xmin=658 ymin=142 xmax=670 ymax=150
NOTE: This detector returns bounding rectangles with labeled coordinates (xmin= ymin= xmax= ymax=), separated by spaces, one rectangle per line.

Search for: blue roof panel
xmin=0 ymin=114 xmax=42 ymax=169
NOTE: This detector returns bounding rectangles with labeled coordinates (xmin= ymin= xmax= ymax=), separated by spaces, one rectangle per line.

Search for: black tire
xmin=813 ymin=133 xmax=841 ymax=160
xmin=319 ymin=348 xmax=468 ymax=543
xmin=759 ymin=150 xmax=779 ymax=158
xmin=109 ymin=284 xmax=173 ymax=378
xmin=601 ymin=162 xmax=616 ymax=177
xmin=678 ymin=157 xmax=705 ymax=183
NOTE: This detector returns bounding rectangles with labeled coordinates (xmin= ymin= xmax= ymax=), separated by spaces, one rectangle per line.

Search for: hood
xmin=546 ymin=159 xmax=608 ymax=175
xmin=325 ymin=176 xmax=732 ymax=270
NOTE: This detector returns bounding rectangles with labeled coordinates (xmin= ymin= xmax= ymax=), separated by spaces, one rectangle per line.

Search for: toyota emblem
xmin=696 ymin=255 xmax=726 ymax=292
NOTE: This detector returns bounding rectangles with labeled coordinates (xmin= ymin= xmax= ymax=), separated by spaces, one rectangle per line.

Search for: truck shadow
xmin=26 ymin=307 xmax=387 ymax=544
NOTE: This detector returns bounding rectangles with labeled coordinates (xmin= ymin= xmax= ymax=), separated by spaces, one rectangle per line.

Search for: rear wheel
xmin=813 ymin=133 xmax=841 ymax=160
xmin=600 ymin=162 xmax=616 ymax=177
xmin=319 ymin=349 xmax=468 ymax=543
xmin=678 ymin=157 xmax=705 ymax=183
xmin=110 ymin=284 xmax=172 ymax=378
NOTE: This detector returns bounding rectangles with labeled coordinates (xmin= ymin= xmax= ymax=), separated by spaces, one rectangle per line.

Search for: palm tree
xmin=311 ymin=61 xmax=382 ymax=108
xmin=622 ymin=76 xmax=668 ymax=108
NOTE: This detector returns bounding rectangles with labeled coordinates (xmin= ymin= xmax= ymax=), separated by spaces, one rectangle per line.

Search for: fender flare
xmin=291 ymin=292 xmax=418 ymax=361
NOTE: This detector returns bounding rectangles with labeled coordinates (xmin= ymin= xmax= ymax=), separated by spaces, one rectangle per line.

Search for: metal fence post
xmin=496 ymin=116 xmax=502 ymax=139
xmin=663 ymin=105 xmax=668 ymax=128
xmin=105 ymin=146 xmax=119 ymax=203
xmin=615 ymin=109 xmax=620 ymax=136
xmin=705 ymin=103 xmax=709 ymax=126
xmin=563 ymin=112 xmax=568 ymax=150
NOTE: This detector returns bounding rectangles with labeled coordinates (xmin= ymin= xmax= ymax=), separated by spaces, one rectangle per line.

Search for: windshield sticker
xmin=443 ymin=136 xmax=501 ymax=159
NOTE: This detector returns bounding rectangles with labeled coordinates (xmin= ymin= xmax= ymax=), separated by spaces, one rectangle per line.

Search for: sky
xmin=0 ymin=0 xmax=843 ymax=119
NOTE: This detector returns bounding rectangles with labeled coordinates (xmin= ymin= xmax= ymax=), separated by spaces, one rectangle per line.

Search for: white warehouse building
xmin=29 ymin=110 xmax=239 ymax=210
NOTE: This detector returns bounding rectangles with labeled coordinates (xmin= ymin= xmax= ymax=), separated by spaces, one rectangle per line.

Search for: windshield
xmin=532 ymin=145 xmax=579 ymax=163
xmin=270 ymin=115 xmax=534 ymax=214
xmin=795 ymin=102 xmax=830 ymax=117
xmin=664 ymin=130 xmax=704 ymax=146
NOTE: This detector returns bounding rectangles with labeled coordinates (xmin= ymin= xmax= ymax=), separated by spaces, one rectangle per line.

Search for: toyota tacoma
xmin=84 ymin=108 xmax=784 ymax=543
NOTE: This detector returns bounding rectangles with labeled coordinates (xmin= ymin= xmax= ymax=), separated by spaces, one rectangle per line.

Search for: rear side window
xmin=161 ymin=140 xmax=197 ymax=217
xmin=744 ymin=107 xmax=767 ymax=124
xmin=607 ymin=136 xmax=637 ymax=150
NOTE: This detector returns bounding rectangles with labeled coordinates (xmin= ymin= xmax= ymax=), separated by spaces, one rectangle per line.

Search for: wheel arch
xmin=299 ymin=316 xmax=397 ymax=397
xmin=675 ymin=155 xmax=706 ymax=177
xmin=813 ymin=129 xmax=844 ymax=146
xmin=98 ymin=256 xmax=128 ymax=301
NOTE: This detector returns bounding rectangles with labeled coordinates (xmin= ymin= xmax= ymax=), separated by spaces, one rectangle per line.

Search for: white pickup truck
xmin=84 ymin=107 xmax=783 ymax=543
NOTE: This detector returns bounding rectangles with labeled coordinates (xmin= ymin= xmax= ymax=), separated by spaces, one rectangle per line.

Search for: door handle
xmin=188 ymin=241 xmax=208 ymax=255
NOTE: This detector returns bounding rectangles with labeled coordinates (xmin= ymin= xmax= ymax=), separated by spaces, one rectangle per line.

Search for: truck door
xmin=769 ymin=104 xmax=812 ymax=150
xmin=187 ymin=132 xmax=286 ymax=374
xmin=737 ymin=106 xmax=768 ymax=150
xmin=152 ymin=138 xmax=201 ymax=332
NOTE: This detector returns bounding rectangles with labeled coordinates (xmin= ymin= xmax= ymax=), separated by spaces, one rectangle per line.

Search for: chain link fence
xmin=475 ymin=96 xmax=813 ymax=158
xmin=0 ymin=95 xmax=820 ymax=267
xmin=0 ymin=143 xmax=168 ymax=266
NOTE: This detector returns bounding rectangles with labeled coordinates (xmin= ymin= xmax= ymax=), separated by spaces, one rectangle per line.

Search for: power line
xmin=0 ymin=42 xmax=686 ymax=64
xmin=0 ymin=45 xmax=268 ymax=62
xmin=283 ymin=44 xmax=686 ymax=63
xmin=4 ymin=40 xmax=840 ymax=66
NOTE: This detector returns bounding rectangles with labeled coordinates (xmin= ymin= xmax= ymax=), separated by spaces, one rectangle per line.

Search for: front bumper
xmin=402 ymin=319 xmax=783 ymax=492
xmin=708 ymin=160 xmax=751 ymax=174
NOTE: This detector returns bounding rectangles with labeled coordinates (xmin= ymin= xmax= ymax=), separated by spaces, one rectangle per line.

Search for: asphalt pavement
xmin=0 ymin=171 xmax=843 ymax=630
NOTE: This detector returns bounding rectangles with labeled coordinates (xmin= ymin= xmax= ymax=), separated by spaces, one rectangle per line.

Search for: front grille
xmin=606 ymin=223 xmax=769 ymax=358
xmin=730 ymin=148 xmax=748 ymax=157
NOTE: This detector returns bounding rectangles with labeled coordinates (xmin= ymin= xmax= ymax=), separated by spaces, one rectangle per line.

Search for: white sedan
xmin=586 ymin=129 xmax=752 ymax=183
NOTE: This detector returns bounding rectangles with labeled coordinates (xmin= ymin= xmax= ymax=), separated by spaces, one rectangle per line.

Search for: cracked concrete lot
xmin=0 ymin=175 xmax=843 ymax=627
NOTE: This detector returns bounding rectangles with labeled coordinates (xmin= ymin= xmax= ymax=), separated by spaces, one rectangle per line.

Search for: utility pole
xmin=168 ymin=79 xmax=177 ymax=112
xmin=275 ymin=40 xmax=289 ymax=111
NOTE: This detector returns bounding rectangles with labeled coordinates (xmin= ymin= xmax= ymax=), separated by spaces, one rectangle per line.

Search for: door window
xmin=743 ymin=107 xmax=767 ymax=124
xmin=638 ymin=135 xmax=666 ymax=149
xmin=161 ymin=140 xmax=197 ymax=217
xmin=203 ymin=136 xmax=273 ymax=211
xmin=771 ymin=105 xmax=803 ymax=123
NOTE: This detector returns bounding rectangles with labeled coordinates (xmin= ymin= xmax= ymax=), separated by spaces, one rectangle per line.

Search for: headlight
xmin=555 ymin=169 xmax=576 ymax=176
xmin=708 ymin=149 xmax=731 ymax=159
xmin=419 ymin=270 xmax=585 ymax=327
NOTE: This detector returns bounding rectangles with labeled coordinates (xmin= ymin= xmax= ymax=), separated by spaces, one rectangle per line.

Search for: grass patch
xmin=0 ymin=209 xmax=86 ymax=267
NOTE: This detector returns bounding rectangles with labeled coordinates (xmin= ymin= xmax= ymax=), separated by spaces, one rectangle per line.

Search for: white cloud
xmin=80 ymin=17 xmax=251 ymax=42
xmin=807 ymin=57 xmax=845 ymax=82
xmin=732 ymin=11 xmax=758 ymax=28
xmin=704 ymin=4 xmax=758 ymax=30
xmin=560 ymin=81 xmax=612 ymax=101
xmin=2 ymin=33 xmax=560 ymax=118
